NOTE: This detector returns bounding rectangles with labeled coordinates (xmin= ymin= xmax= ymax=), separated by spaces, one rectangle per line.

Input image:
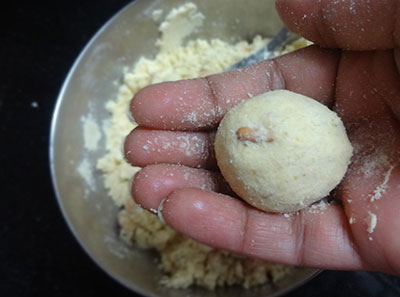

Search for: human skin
xmin=124 ymin=0 xmax=400 ymax=276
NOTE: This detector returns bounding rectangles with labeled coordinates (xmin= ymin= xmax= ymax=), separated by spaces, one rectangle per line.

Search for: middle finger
xmin=124 ymin=127 xmax=217 ymax=169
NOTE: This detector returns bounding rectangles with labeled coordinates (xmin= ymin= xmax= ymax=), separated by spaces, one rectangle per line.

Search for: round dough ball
xmin=214 ymin=90 xmax=353 ymax=213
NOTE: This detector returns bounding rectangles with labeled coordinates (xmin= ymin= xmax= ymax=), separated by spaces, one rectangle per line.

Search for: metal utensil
xmin=228 ymin=27 xmax=296 ymax=70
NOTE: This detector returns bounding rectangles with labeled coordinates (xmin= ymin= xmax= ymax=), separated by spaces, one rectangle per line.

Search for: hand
xmin=124 ymin=0 xmax=400 ymax=276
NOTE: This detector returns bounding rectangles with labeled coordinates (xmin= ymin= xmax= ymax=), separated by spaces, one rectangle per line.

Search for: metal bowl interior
xmin=50 ymin=0 xmax=319 ymax=296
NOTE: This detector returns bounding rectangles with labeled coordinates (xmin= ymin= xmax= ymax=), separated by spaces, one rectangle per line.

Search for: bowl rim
xmin=49 ymin=0 xmax=322 ymax=296
xmin=48 ymin=1 xmax=157 ymax=296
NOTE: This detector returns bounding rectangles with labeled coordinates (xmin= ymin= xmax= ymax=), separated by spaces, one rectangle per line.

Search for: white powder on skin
xmin=346 ymin=120 xmax=397 ymax=204
xmin=96 ymin=3 xmax=310 ymax=290
xmin=365 ymin=211 xmax=377 ymax=234
xmin=360 ymin=152 xmax=390 ymax=179
xmin=369 ymin=165 xmax=394 ymax=202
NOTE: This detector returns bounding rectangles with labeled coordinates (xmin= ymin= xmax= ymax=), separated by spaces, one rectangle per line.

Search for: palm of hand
xmin=124 ymin=0 xmax=400 ymax=276
xmin=334 ymin=50 xmax=400 ymax=274
xmin=124 ymin=47 xmax=400 ymax=275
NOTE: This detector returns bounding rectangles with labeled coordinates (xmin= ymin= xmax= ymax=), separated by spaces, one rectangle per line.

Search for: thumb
xmin=276 ymin=0 xmax=400 ymax=50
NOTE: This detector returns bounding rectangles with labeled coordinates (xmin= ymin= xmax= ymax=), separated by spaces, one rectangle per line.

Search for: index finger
xmin=276 ymin=0 xmax=400 ymax=51
xmin=131 ymin=45 xmax=339 ymax=131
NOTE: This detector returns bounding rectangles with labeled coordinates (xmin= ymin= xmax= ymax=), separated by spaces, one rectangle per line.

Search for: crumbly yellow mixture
xmin=96 ymin=3 xmax=308 ymax=290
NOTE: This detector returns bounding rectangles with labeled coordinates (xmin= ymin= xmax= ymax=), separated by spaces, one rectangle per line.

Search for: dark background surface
xmin=1 ymin=1 xmax=400 ymax=296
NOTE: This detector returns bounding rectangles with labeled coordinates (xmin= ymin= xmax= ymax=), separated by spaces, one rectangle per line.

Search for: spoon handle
xmin=227 ymin=27 xmax=296 ymax=71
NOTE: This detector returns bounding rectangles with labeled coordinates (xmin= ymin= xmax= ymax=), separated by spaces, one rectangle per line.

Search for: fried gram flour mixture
xmin=97 ymin=3 xmax=309 ymax=290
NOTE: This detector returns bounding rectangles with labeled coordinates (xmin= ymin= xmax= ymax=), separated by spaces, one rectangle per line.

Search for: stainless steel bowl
xmin=50 ymin=0 xmax=319 ymax=296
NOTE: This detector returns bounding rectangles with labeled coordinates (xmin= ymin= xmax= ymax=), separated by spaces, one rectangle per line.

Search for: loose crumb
xmin=82 ymin=113 xmax=102 ymax=151
xmin=365 ymin=211 xmax=377 ymax=234
xmin=307 ymin=198 xmax=329 ymax=214
xmin=77 ymin=158 xmax=96 ymax=194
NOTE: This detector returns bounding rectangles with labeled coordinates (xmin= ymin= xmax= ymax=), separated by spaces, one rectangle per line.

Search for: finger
xmin=131 ymin=46 xmax=339 ymax=130
xmin=335 ymin=51 xmax=400 ymax=274
xmin=132 ymin=164 xmax=230 ymax=211
xmin=124 ymin=127 xmax=216 ymax=169
xmin=276 ymin=0 xmax=400 ymax=50
xmin=161 ymin=188 xmax=366 ymax=270
xmin=333 ymin=51 xmax=400 ymax=123
xmin=339 ymin=118 xmax=400 ymax=274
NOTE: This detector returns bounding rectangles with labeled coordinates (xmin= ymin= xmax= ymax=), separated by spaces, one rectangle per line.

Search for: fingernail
xmin=121 ymin=134 xmax=132 ymax=163
xmin=125 ymin=97 xmax=137 ymax=124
